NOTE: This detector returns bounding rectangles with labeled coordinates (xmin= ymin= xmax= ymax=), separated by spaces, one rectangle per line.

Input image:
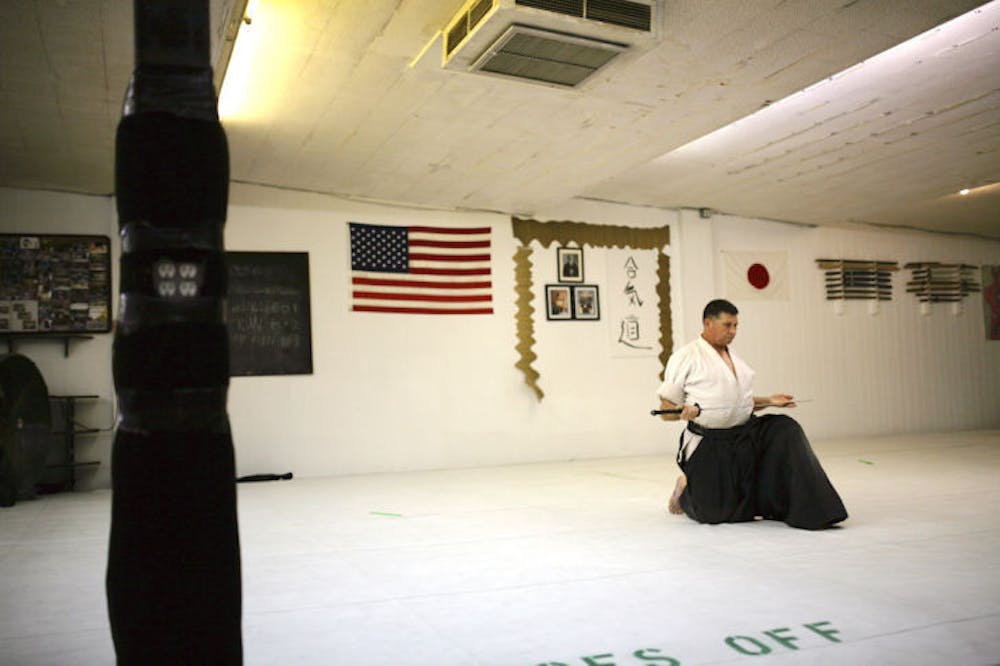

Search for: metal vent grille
xmin=446 ymin=20 xmax=468 ymax=54
xmin=447 ymin=0 xmax=497 ymax=56
xmin=514 ymin=0 xmax=652 ymax=31
xmin=515 ymin=0 xmax=584 ymax=18
xmin=472 ymin=25 xmax=625 ymax=87
xmin=469 ymin=0 xmax=494 ymax=28
xmin=586 ymin=0 xmax=651 ymax=31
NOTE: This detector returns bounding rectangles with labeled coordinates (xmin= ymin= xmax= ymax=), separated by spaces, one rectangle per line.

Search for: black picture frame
xmin=573 ymin=285 xmax=600 ymax=320
xmin=545 ymin=284 xmax=601 ymax=321
xmin=557 ymin=246 xmax=584 ymax=283
xmin=545 ymin=284 xmax=573 ymax=320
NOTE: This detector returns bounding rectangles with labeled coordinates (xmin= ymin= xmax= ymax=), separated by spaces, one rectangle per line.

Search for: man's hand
xmin=658 ymin=399 xmax=701 ymax=421
xmin=753 ymin=394 xmax=796 ymax=410
xmin=680 ymin=403 xmax=702 ymax=420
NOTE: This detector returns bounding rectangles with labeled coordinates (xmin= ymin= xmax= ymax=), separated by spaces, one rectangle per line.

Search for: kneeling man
xmin=658 ymin=299 xmax=847 ymax=530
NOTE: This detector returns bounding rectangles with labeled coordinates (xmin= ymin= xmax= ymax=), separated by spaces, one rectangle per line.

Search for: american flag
xmin=349 ymin=222 xmax=493 ymax=315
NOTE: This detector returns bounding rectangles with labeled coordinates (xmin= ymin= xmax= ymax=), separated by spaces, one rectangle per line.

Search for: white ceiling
xmin=1 ymin=1 xmax=998 ymax=238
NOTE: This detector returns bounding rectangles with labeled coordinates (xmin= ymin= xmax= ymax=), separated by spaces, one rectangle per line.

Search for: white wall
xmin=686 ymin=211 xmax=1000 ymax=439
xmin=0 ymin=187 xmax=116 ymax=490
xmin=224 ymin=185 xmax=680 ymax=478
xmin=4 ymin=184 xmax=998 ymax=489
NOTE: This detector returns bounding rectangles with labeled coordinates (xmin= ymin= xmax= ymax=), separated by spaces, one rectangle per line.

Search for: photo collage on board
xmin=0 ymin=235 xmax=111 ymax=334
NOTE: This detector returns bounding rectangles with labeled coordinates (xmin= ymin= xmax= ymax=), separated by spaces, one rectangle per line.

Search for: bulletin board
xmin=0 ymin=234 xmax=112 ymax=334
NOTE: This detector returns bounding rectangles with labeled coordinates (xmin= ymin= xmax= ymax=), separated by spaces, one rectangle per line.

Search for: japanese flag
xmin=723 ymin=251 xmax=790 ymax=301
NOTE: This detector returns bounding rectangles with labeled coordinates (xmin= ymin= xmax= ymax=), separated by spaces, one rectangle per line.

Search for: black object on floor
xmin=237 ymin=472 xmax=294 ymax=483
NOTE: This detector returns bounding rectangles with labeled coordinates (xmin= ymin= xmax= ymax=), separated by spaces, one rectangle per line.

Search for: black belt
xmin=686 ymin=417 xmax=755 ymax=439
xmin=678 ymin=417 xmax=756 ymax=466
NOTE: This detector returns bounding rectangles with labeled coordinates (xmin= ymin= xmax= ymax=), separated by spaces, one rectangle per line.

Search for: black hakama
xmin=678 ymin=414 xmax=847 ymax=530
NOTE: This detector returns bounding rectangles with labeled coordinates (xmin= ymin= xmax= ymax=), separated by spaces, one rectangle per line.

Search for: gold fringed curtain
xmin=657 ymin=252 xmax=672 ymax=377
xmin=512 ymin=217 xmax=671 ymax=250
xmin=511 ymin=217 xmax=672 ymax=400
xmin=513 ymin=245 xmax=543 ymax=400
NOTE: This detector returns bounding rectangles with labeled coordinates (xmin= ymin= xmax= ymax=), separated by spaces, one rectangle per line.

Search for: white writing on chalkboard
xmin=229 ymin=333 xmax=303 ymax=350
xmin=225 ymin=252 xmax=313 ymax=376
xmin=229 ymin=301 xmax=301 ymax=316
xmin=230 ymin=263 xmax=295 ymax=279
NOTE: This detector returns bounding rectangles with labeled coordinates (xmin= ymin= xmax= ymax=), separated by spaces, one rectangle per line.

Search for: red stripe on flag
xmin=408 ymin=226 xmax=490 ymax=235
xmin=353 ymin=291 xmax=492 ymax=303
xmin=353 ymin=305 xmax=494 ymax=315
xmin=410 ymin=267 xmax=491 ymax=276
xmin=409 ymin=239 xmax=491 ymax=249
xmin=353 ymin=277 xmax=492 ymax=289
xmin=409 ymin=252 xmax=491 ymax=262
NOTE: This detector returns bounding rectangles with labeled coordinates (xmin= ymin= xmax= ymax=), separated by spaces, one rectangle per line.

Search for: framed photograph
xmin=557 ymin=246 xmax=584 ymax=283
xmin=573 ymin=285 xmax=600 ymax=320
xmin=545 ymin=285 xmax=573 ymax=320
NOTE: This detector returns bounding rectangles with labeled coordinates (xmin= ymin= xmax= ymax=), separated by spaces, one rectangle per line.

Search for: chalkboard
xmin=226 ymin=252 xmax=313 ymax=376
xmin=0 ymin=234 xmax=112 ymax=334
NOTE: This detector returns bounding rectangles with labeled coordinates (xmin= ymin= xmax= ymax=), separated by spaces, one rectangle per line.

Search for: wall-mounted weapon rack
xmin=904 ymin=262 xmax=980 ymax=303
xmin=816 ymin=258 xmax=900 ymax=301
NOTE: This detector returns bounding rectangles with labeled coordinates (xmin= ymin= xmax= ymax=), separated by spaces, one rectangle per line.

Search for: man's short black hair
xmin=703 ymin=299 xmax=738 ymax=320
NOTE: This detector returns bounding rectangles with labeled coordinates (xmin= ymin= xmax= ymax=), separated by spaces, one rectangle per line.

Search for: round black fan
xmin=0 ymin=353 xmax=51 ymax=507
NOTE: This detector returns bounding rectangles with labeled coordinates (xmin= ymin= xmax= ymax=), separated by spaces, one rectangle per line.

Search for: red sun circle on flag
xmin=747 ymin=263 xmax=770 ymax=290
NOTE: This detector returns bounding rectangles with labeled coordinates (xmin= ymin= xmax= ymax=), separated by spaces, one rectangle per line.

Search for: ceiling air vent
xmin=447 ymin=0 xmax=496 ymax=55
xmin=472 ymin=25 xmax=625 ymax=87
xmin=585 ymin=0 xmax=652 ymax=30
xmin=438 ymin=0 xmax=658 ymax=87
xmin=514 ymin=0 xmax=585 ymax=18
xmin=515 ymin=0 xmax=653 ymax=32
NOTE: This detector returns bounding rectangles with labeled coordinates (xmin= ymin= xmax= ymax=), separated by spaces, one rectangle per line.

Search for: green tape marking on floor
xmin=858 ymin=459 xmax=874 ymax=465
xmin=369 ymin=511 xmax=402 ymax=517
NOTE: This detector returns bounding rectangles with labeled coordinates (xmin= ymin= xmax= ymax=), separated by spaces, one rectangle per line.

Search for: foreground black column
xmin=107 ymin=1 xmax=242 ymax=663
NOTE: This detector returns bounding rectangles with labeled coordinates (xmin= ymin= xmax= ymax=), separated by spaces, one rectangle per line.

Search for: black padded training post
xmin=107 ymin=1 xmax=242 ymax=663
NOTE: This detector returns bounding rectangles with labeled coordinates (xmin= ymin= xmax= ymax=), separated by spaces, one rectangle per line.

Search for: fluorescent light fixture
xmin=660 ymin=0 xmax=1000 ymax=161
xmin=953 ymin=182 xmax=999 ymax=197
xmin=217 ymin=0 xmax=259 ymax=120
xmin=215 ymin=1 xmax=307 ymax=122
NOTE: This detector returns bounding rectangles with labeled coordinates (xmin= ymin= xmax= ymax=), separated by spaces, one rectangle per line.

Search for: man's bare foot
xmin=667 ymin=475 xmax=687 ymax=515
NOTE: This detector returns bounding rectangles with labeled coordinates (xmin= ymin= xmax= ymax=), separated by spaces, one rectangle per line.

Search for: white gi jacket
xmin=657 ymin=336 xmax=755 ymax=461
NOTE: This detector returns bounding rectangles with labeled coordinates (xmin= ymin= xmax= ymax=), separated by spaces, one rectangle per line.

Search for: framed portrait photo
xmin=545 ymin=284 xmax=573 ymax=320
xmin=557 ymin=246 xmax=584 ymax=283
xmin=573 ymin=285 xmax=600 ymax=320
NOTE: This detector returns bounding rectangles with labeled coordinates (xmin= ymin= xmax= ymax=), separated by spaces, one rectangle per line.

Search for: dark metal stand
xmin=46 ymin=395 xmax=101 ymax=491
